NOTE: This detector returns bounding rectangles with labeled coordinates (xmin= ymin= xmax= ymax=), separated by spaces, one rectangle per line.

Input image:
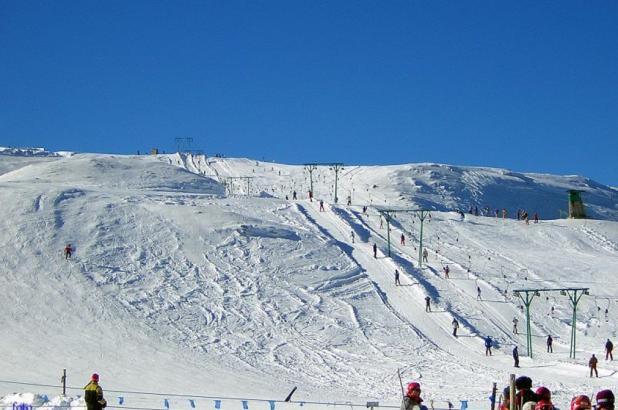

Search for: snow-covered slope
xmin=1 ymin=152 xmax=618 ymax=410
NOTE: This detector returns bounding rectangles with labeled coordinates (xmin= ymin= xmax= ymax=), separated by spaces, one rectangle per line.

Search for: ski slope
xmin=1 ymin=151 xmax=618 ymax=410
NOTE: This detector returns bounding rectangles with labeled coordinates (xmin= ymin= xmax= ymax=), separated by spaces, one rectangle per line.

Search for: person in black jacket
xmin=513 ymin=346 xmax=520 ymax=367
xmin=606 ymin=339 xmax=614 ymax=361
xmin=84 ymin=373 xmax=106 ymax=410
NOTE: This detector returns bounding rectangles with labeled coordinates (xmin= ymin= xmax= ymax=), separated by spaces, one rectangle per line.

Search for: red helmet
xmin=536 ymin=387 xmax=551 ymax=402
xmin=91 ymin=373 xmax=99 ymax=382
xmin=535 ymin=401 xmax=554 ymax=410
xmin=571 ymin=395 xmax=592 ymax=410
xmin=407 ymin=382 xmax=421 ymax=396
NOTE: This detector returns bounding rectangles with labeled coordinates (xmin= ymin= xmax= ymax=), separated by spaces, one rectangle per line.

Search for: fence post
xmin=61 ymin=369 xmax=67 ymax=396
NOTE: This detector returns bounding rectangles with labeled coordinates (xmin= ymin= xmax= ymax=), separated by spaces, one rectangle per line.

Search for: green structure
xmin=376 ymin=208 xmax=431 ymax=267
xmin=303 ymin=163 xmax=344 ymax=203
xmin=568 ymin=190 xmax=586 ymax=219
xmin=513 ymin=287 xmax=588 ymax=359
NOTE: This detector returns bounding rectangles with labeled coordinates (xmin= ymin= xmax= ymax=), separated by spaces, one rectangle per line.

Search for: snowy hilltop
xmin=1 ymin=151 xmax=618 ymax=410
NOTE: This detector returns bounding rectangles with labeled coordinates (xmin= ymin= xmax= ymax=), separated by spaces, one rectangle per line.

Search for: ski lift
xmin=560 ymin=290 xmax=567 ymax=296
xmin=535 ymin=291 xmax=541 ymax=296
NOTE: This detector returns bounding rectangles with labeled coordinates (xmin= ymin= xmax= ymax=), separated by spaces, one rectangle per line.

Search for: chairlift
xmin=560 ymin=290 xmax=567 ymax=296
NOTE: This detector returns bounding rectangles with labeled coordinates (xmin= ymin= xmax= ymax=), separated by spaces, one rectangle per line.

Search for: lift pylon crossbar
xmin=224 ymin=176 xmax=255 ymax=196
xmin=375 ymin=208 xmax=431 ymax=266
xmin=302 ymin=163 xmax=344 ymax=203
xmin=512 ymin=287 xmax=589 ymax=359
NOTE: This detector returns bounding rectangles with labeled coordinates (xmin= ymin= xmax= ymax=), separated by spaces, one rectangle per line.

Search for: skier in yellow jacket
xmin=84 ymin=373 xmax=107 ymax=410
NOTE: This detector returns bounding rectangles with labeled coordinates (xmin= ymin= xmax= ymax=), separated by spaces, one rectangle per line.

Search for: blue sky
xmin=1 ymin=1 xmax=617 ymax=184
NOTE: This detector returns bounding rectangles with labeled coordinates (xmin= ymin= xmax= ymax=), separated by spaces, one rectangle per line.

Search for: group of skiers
xmin=462 ymin=206 xmax=541 ymax=224
xmin=498 ymin=375 xmax=615 ymax=410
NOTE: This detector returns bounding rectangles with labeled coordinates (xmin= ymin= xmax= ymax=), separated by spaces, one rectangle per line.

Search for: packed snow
xmin=1 ymin=150 xmax=618 ymax=410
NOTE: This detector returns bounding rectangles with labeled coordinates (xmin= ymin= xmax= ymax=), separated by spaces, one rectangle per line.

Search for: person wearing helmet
xmin=536 ymin=387 xmax=551 ymax=403
xmin=596 ymin=390 xmax=615 ymax=410
xmin=84 ymin=373 xmax=106 ymax=410
xmin=570 ymin=395 xmax=592 ymax=410
xmin=515 ymin=376 xmax=537 ymax=410
xmin=401 ymin=382 xmax=427 ymax=410
xmin=535 ymin=401 xmax=553 ymax=410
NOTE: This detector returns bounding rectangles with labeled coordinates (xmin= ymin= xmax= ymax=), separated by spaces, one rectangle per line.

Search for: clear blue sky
xmin=1 ymin=1 xmax=617 ymax=184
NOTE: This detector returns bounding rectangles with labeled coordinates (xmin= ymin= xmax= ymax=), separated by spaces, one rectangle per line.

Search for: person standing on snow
xmin=425 ymin=296 xmax=431 ymax=312
xmin=589 ymin=354 xmax=599 ymax=377
xmin=395 ymin=269 xmax=401 ymax=286
xmin=485 ymin=336 xmax=493 ymax=356
xmin=606 ymin=339 xmax=614 ymax=360
xmin=84 ymin=373 xmax=106 ymax=410
xmin=319 ymin=200 xmax=325 ymax=212
xmin=452 ymin=318 xmax=459 ymax=337
xmin=308 ymin=191 xmax=313 ymax=202
xmin=373 ymin=243 xmax=377 ymax=259
xmin=64 ymin=244 xmax=73 ymax=260
xmin=292 ymin=191 xmax=297 ymax=200
xmin=422 ymin=248 xmax=428 ymax=262
xmin=443 ymin=265 xmax=450 ymax=279
xmin=400 ymin=233 xmax=406 ymax=246
xmin=350 ymin=230 xmax=355 ymax=243
xmin=547 ymin=335 xmax=553 ymax=353
xmin=477 ymin=286 xmax=482 ymax=300
xmin=401 ymin=382 xmax=427 ymax=410
xmin=513 ymin=346 xmax=520 ymax=367
xmin=513 ymin=317 xmax=519 ymax=334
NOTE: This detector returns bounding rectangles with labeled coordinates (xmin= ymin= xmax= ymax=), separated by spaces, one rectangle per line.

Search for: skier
xmin=513 ymin=346 xmax=520 ymax=367
xmin=308 ymin=191 xmax=313 ymax=202
xmin=319 ymin=200 xmax=325 ymax=212
xmin=395 ymin=269 xmax=401 ymax=286
xmin=502 ymin=209 xmax=507 ymax=219
xmin=477 ymin=286 xmax=482 ymax=301
xmin=547 ymin=335 xmax=553 ymax=353
xmin=379 ymin=217 xmax=384 ymax=229
xmin=485 ymin=336 xmax=493 ymax=356
xmin=606 ymin=339 xmax=614 ymax=360
xmin=443 ymin=265 xmax=450 ymax=279
xmin=363 ymin=206 xmax=367 ymax=215
xmin=64 ymin=244 xmax=73 ymax=260
xmin=84 ymin=373 xmax=107 ymax=410
xmin=373 ymin=243 xmax=377 ymax=259
xmin=422 ymin=248 xmax=428 ymax=263
xmin=605 ymin=308 xmax=609 ymax=321
xmin=595 ymin=390 xmax=615 ymax=410
xmin=570 ymin=395 xmax=592 ymax=410
xmin=534 ymin=213 xmax=539 ymax=223
xmin=589 ymin=354 xmax=599 ymax=377
xmin=474 ymin=206 xmax=479 ymax=216
xmin=400 ymin=233 xmax=405 ymax=246
xmin=347 ymin=196 xmax=351 ymax=206
xmin=292 ymin=191 xmax=297 ymax=200
xmin=452 ymin=318 xmax=459 ymax=337
xmin=400 ymin=382 xmax=426 ymax=410
xmin=350 ymin=230 xmax=355 ymax=243
xmin=513 ymin=317 xmax=519 ymax=334
xmin=425 ymin=296 xmax=431 ymax=312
